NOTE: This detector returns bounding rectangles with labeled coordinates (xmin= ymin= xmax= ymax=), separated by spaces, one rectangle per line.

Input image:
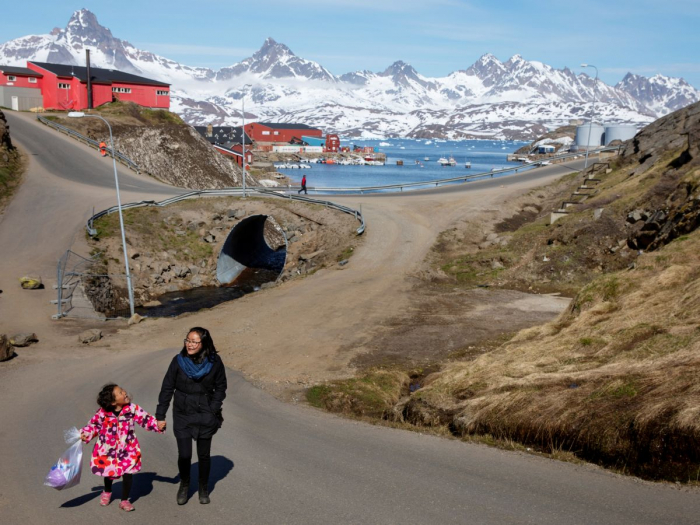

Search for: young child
xmin=81 ymin=383 xmax=166 ymax=511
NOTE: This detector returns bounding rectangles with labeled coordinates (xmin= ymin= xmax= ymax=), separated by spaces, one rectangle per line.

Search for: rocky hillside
xmin=48 ymin=102 xmax=250 ymax=189
xmin=311 ymin=102 xmax=700 ymax=481
xmin=0 ymin=110 xmax=22 ymax=210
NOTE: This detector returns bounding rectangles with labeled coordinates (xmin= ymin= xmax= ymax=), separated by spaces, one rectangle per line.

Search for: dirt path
xmin=119 ymin=176 xmax=571 ymax=391
xmin=1 ymin=111 xmax=574 ymax=394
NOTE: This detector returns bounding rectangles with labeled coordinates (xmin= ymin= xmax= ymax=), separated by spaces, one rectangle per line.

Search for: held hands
xmin=157 ymin=420 xmax=167 ymax=432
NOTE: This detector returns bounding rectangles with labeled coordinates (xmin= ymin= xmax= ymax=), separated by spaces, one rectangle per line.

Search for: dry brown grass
xmin=416 ymin=228 xmax=700 ymax=480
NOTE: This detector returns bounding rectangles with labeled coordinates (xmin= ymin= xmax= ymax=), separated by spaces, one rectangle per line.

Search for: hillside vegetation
xmin=310 ymin=102 xmax=700 ymax=481
xmin=47 ymin=102 xmax=249 ymax=189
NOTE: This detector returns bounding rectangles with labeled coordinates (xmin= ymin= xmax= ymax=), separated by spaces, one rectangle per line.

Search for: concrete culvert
xmin=216 ymin=215 xmax=287 ymax=285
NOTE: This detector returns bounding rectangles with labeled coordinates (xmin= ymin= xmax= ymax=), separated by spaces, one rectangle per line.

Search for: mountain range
xmin=2 ymin=9 xmax=699 ymax=140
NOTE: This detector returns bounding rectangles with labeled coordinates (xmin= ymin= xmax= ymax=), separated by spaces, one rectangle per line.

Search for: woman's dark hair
xmin=97 ymin=383 xmax=118 ymax=411
xmin=182 ymin=327 xmax=217 ymax=363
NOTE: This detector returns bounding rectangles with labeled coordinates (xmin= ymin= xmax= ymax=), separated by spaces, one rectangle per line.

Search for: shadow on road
xmin=60 ymin=472 xmax=178 ymax=507
xmin=188 ymin=455 xmax=235 ymax=496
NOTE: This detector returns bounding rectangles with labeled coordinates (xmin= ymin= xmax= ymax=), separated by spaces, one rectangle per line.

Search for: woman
xmin=156 ymin=327 xmax=227 ymax=505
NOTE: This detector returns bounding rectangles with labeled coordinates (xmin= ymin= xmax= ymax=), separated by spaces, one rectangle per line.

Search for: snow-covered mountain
xmin=2 ymin=9 xmax=699 ymax=140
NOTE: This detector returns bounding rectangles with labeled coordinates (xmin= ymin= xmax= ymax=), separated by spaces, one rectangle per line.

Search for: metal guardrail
xmin=87 ymin=188 xmax=366 ymax=236
xmin=282 ymin=146 xmax=621 ymax=194
xmin=37 ymin=115 xmax=140 ymax=173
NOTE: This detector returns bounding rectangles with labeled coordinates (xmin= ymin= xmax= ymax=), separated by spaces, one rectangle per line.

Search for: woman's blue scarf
xmin=177 ymin=353 xmax=214 ymax=380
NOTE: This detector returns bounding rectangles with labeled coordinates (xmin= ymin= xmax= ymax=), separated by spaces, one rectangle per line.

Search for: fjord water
xmin=278 ymin=138 xmax=530 ymax=189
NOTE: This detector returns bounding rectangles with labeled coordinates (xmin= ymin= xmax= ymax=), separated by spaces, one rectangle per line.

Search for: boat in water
xmin=437 ymin=156 xmax=457 ymax=166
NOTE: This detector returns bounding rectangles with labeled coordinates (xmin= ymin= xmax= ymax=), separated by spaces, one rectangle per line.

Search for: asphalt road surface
xmin=2 ymin=346 xmax=699 ymax=525
xmin=2 ymin=112 xmax=699 ymax=524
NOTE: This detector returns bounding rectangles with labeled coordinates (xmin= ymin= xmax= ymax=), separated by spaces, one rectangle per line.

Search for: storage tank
xmin=574 ymin=124 xmax=605 ymax=149
xmin=604 ymin=125 xmax=637 ymax=145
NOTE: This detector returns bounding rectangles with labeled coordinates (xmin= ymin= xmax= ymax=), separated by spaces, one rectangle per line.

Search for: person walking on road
xmin=298 ymin=173 xmax=308 ymax=194
xmin=156 ymin=327 xmax=228 ymax=505
xmin=99 ymin=140 xmax=107 ymax=157
xmin=81 ymin=384 xmax=165 ymax=512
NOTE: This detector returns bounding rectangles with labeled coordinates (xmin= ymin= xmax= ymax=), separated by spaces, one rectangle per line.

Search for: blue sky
xmin=2 ymin=1 xmax=699 ymax=88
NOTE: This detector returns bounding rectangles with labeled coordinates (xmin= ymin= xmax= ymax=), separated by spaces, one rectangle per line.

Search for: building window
xmin=156 ymin=90 xmax=169 ymax=96
xmin=112 ymin=87 xmax=132 ymax=94
xmin=58 ymin=83 xmax=70 ymax=89
xmin=262 ymin=131 xmax=270 ymax=136
xmin=28 ymin=77 xmax=37 ymax=83
xmin=8 ymin=75 xmax=16 ymax=81
xmin=273 ymin=131 xmax=279 ymax=135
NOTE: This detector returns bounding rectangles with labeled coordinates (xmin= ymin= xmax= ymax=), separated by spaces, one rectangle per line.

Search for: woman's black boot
xmin=177 ymin=479 xmax=189 ymax=505
xmin=198 ymin=482 xmax=210 ymax=504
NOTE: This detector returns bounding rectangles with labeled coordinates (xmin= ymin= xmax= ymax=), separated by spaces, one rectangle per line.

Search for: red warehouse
xmin=244 ymin=122 xmax=322 ymax=144
xmin=0 ymin=66 xmax=43 ymax=88
xmin=25 ymin=62 xmax=170 ymax=111
xmin=0 ymin=66 xmax=44 ymax=110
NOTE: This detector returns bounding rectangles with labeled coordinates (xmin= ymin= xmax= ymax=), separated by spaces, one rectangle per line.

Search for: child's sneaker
xmin=119 ymin=500 xmax=135 ymax=512
xmin=99 ymin=491 xmax=112 ymax=506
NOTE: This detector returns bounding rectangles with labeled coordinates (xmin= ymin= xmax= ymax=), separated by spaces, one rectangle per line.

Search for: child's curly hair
xmin=97 ymin=383 xmax=118 ymax=411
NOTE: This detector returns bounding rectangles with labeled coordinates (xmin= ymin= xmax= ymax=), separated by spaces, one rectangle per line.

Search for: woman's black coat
xmin=156 ymin=351 xmax=227 ymax=440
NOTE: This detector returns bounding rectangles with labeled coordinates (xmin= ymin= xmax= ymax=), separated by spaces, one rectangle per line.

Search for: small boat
xmin=465 ymin=161 xmax=471 ymax=169
xmin=424 ymin=156 xmax=430 ymax=161
xmin=438 ymin=156 xmax=457 ymax=166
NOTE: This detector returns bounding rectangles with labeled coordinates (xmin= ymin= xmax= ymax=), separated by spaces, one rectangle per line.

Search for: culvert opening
xmin=135 ymin=215 xmax=287 ymax=318
xmin=217 ymin=214 xmax=287 ymax=285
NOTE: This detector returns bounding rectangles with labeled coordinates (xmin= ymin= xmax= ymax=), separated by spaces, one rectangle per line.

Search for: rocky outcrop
xmin=111 ymin=124 xmax=247 ymax=189
xmin=0 ymin=109 xmax=13 ymax=153
xmin=624 ymin=102 xmax=700 ymax=250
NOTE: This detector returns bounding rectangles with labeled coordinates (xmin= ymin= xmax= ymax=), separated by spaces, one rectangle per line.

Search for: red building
xmin=244 ymin=122 xmax=322 ymax=144
xmin=325 ymin=134 xmax=340 ymax=152
xmin=0 ymin=66 xmax=43 ymax=88
xmin=23 ymin=62 xmax=170 ymax=111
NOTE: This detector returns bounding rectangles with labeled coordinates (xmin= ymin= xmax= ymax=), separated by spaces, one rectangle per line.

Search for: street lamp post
xmin=68 ymin=111 xmax=135 ymax=317
xmin=581 ymin=63 xmax=599 ymax=170
xmin=241 ymin=98 xmax=246 ymax=198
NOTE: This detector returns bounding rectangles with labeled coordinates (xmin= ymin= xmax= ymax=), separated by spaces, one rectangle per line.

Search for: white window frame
xmin=261 ymin=130 xmax=270 ymax=136
xmin=273 ymin=131 xmax=279 ymax=135
xmin=7 ymin=75 xmax=16 ymax=81
xmin=156 ymin=90 xmax=169 ymax=96
xmin=58 ymin=83 xmax=70 ymax=89
xmin=112 ymin=87 xmax=132 ymax=94
xmin=28 ymin=77 xmax=37 ymax=84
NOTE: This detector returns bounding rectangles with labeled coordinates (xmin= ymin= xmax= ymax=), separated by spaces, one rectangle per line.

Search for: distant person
xmin=298 ymin=173 xmax=308 ymax=194
xmin=156 ymin=327 xmax=228 ymax=505
xmin=80 ymin=383 xmax=165 ymax=511
xmin=99 ymin=140 xmax=107 ymax=157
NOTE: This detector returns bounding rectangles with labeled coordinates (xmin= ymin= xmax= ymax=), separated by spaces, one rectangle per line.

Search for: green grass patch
xmin=337 ymin=246 xmax=355 ymax=262
xmin=306 ymin=370 xmax=408 ymax=417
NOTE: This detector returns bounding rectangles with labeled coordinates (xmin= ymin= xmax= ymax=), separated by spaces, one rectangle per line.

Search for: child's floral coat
xmin=81 ymin=403 xmax=162 ymax=478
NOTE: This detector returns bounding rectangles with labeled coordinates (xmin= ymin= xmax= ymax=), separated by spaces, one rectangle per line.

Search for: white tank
xmin=575 ymin=124 xmax=605 ymax=149
xmin=604 ymin=125 xmax=637 ymax=145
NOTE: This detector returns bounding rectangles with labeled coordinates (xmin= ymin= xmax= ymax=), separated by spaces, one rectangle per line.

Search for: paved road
xmin=2 ymin=346 xmax=699 ymax=525
xmin=2 ymin=113 xmax=698 ymax=524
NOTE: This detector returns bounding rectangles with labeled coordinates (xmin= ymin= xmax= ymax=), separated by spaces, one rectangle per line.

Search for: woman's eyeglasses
xmin=184 ymin=339 xmax=202 ymax=346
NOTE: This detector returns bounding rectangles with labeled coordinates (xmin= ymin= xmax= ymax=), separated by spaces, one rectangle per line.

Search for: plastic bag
xmin=44 ymin=427 xmax=83 ymax=490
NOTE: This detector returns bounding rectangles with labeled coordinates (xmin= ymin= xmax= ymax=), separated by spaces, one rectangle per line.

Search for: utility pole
xmin=242 ymin=98 xmax=246 ymax=198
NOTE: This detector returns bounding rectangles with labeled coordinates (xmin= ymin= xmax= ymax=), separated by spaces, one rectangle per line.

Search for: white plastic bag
xmin=44 ymin=427 xmax=83 ymax=490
